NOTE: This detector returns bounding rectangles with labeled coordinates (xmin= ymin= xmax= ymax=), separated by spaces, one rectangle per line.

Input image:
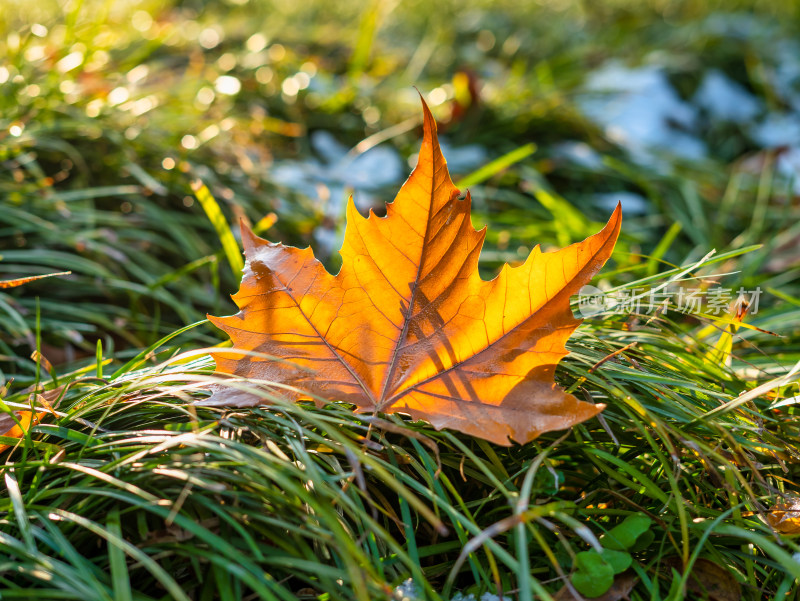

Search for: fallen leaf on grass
xmin=0 ymin=388 xmax=63 ymax=453
xmin=0 ymin=411 xmax=44 ymax=453
xmin=143 ymin=517 xmax=220 ymax=544
xmin=767 ymin=500 xmax=800 ymax=534
xmin=665 ymin=557 xmax=741 ymax=601
xmin=206 ymin=97 xmax=621 ymax=445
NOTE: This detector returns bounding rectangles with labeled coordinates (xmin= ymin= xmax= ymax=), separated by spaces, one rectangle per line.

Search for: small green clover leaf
xmin=571 ymin=514 xmax=652 ymax=597
xmin=571 ymin=549 xmax=632 ymax=596
xmin=628 ymin=527 xmax=655 ymax=552
xmin=599 ymin=548 xmax=633 ymax=573
xmin=572 ymin=551 xmax=615 ymax=597
xmin=599 ymin=514 xmax=653 ymax=551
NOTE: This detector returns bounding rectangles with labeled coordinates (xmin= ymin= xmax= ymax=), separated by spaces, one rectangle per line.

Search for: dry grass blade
xmin=0 ymin=272 xmax=71 ymax=288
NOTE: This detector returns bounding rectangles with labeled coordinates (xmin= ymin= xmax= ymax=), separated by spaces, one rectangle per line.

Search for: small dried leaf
xmin=207 ymin=97 xmax=621 ymax=445
xmin=0 ymin=271 xmax=71 ymax=288
xmin=666 ymin=557 xmax=741 ymax=601
xmin=767 ymin=500 xmax=800 ymax=534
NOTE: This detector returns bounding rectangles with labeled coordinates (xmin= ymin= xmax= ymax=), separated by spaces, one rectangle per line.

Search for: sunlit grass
xmin=0 ymin=252 xmax=798 ymax=599
xmin=1 ymin=0 xmax=800 ymax=599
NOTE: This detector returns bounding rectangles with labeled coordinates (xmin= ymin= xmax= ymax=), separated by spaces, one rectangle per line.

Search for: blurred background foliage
xmin=1 ymin=0 xmax=799 ymax=381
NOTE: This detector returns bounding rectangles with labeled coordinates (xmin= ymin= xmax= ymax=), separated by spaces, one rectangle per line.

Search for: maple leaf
xmin=0 ymin=389 xmax=62 ymax=453
xmin=0 ymin=410 xmax=45 ymax=453
xmin=205 ymin=98 xmax=621 ymax=445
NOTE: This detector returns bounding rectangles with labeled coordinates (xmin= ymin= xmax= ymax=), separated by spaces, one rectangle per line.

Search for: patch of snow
xmin=776 ymin=146 xmax=800 ymax=193
xmin=345 ymin=145 xmax=404 ymax=191
xmin=310 ymin=130 xmax=348 ymax=164
xmin=772 ymin=40 xmax=800 ymax=112
xmin=553 ymin=141 xmax=604 ymax=170
xmin=750 ymin=113 xmax=800 ymax=148
xmin=693 ymin=69 xmax=761 ymax=122
xmin=579 ymin=62 xmax=706 ymax=163
xmin=594 ymin=191 xmax=649 ymax=215
xmin=701 ymin=13 xmax=762 ymax=39
xmin=270 ymin=130 xmax=404 ymax=255
xmin=439 ymin=140 xmax=489 ymax=173
xmin=393 ymin=578 xmax=420 ymax=601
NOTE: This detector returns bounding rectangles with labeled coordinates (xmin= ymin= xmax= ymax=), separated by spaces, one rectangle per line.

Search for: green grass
xmin=2 ymin=0 xmax=800 ymax=599
xmin=0 ymin=256 xmax=798 ymax=599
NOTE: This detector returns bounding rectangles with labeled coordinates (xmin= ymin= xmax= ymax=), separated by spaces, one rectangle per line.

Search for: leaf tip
xmin=239 ymin=219 xmax=261 ymax=252
xmin=609 ymin=201 xmax=623 ymax=233
xmin=417 ymin=89 xmax=438 ymax=144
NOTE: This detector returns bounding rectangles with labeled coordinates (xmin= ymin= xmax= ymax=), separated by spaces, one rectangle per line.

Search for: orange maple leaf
xmin=0 ymin=389 xmax=62 ymax=453
xmin=0 ymin=411 xmax=45 ymax=453
xmin=206 ymin=98 xmax=621 ymax=445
